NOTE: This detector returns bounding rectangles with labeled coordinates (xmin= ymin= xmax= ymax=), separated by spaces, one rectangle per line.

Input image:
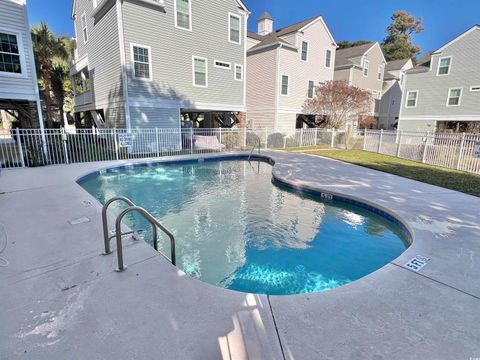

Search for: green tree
xmin=381 ymin=11 xmax=424 ymax=62
xmin=31 ymin=23 xmax=69 ymax=128
xmin=337 ymin=40 xmax=372 ymax=50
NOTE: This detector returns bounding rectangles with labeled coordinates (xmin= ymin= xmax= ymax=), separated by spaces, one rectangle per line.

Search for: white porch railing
xmin=0 ymin=128 xmax=345 ymax=169
xmin=364 ymin=129 xmax=480 ymax=175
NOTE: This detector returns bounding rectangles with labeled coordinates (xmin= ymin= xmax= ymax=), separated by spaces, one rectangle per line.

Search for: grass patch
xmin=287 ymin=148 xmax=480 ymax=197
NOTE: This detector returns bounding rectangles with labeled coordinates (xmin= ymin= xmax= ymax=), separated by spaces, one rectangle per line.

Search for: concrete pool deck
xmin=0 ymin=151 xmax=479 ymax=359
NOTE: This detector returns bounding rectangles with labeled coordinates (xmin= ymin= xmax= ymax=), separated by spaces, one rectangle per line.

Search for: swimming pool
xmin=80 ymin=158 xmax=410 ymax=295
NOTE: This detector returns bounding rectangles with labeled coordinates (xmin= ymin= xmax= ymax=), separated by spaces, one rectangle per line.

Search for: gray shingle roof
xmin=334 ymin=43 xmax=374 ymax=67
xmin=385 ymin=58 xmax=411 ymax=72
xmin=247 ymin=16 xmax=320 ymax=53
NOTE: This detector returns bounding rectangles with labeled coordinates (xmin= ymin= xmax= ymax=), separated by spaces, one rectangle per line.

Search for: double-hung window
xmin=281 ymin=75 xmax=289 ymax=96
xmin=307 ymin=80 xmax=315 ymax=98
xmin=363 ymin=59 xmax=369 ymax=77
xmin=325 ymin=49 xmax=332 ymax=68
xmin=405 ymin=90 xmax=418 ymax=108
xmin=175 ymin=0 xmax=191 ymax=31
xmin=301 ymin=41 xmax=308 ymax=62
xmin=81 ymin=13 xmax=88 ymax=43
xmin=377 ymin=65 xmax=384 ymax=81
xmin=0 ymin=32 xmax=22 ymax=74
xmin=234 ymin=64 xmax=243 ymax=81
xmin=193 ymin=56 xmax=207 ymax=87
xmin=447 ymin=88 xmax=462 ymax=106
xmin=132 ymin=45 xmax=151 ymax=80
xmin=437 ymin=57 xmax=451 ymax=76
xmin=229 ymin=14 xmax=241 ymax=44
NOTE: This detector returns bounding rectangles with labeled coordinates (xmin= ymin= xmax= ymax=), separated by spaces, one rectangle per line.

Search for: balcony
xmin=75 ymin=91 xmax=93 ymax=107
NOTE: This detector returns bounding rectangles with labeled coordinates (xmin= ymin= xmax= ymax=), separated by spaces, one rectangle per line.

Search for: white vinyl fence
xmin=0 ymin=128 xmax=345 ymax=169
xmin=364 ymin=130 xmax=480 ymax=175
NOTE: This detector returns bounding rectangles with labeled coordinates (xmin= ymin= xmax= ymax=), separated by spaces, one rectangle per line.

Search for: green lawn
xmin=287 ymin=149 xmax=480 ymax=197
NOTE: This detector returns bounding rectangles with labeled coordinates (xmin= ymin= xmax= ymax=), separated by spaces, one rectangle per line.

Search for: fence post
xmin=363 ymin=129 xmax=367 ymax=150
xmin=190 ymin=128 xmax=194 ymax=154
xmin=243 ymin=127 xmax=247 ymax=149
xmin=113 ymin=128 xmax=119 ymax=160
xmin=219 ymin=128 xmax=223 ymax=152
xmin=331 ymin=128 xmax=336 ymax=148
xmin=61 ymin=127 xmax=69 ymax=164
xmin=264 ymin=130 xmax=268 ymax=149
xmin=378 ymin=129 xmax=383 ymax=153
xmin=396 ymin=130 xmax=402 ymax=157
xmin=456 ymin=132 xmax=466 ymax=170
xmin=283 ymin=135 xmax=287 ymax=149
xmin=155 ymin=128 xmax=161 ymax=157
xmin=314 ymin=127 xmax=318 ymax=146
xmin=15 ymin=128 xmax=25 ymax=168
xmin=300 ymin=128 xmax=304 ymax=148
xmin=422 ymin=133 xmax=429 ymax=163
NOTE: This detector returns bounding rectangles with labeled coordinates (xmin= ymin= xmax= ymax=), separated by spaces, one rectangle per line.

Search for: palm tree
xmin=31 ymin=23 xmax=68 ymax=128
xmin=51 ymin=36 xmax=75 ymax=126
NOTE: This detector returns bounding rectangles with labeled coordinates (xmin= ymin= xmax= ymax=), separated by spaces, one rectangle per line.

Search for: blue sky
xmin=27 ymin=0 xmax=480 ymax=54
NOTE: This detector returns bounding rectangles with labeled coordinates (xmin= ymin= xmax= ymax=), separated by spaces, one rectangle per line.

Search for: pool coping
xmin=1 ymin=150 xmax=479 ymax=359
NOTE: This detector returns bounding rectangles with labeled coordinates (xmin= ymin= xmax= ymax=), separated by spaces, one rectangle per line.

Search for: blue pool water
xmin=80 ymin=159 xmax=410 ymax=295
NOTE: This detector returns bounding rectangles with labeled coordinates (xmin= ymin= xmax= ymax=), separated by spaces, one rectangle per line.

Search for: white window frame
xmin=300 ymin=40 xmax=309 ymax=62
xmin=192 ymin=56 xmax=208 ymax=88
xmin=0 ymin=28 xmax=27 ymax=78
xmin=234 ymin=64 xmax=243 ymax=81
xmin=307 ymin=80 xmax=315 ymax=99
xmin=325 ymin=49 xmax=332 ymax=68
xmin=81 ymin=13 xmax=88 ymax=44
xmin=131 ymin=43 xmax=153 ymax=81
xmin=93 ymin=0 xmax=98 ymax=9
xmin=405 ymin=90 xmax=418 ymax=108
xmin=436 ymin=56 xmax=452 ymax=76
xmin=363 ymin=59 xmax=369 ymax=77
xmin=228 ymin=13 xmax=241 ymax=45
xmin=446 ymin=87 xmax=462 ymax=107
xmin=469 ymin=85 xmax=480 ymax=92
xmin=377 ymin=65 xmax=384 ymax=81
xmin=280 ymin=75 xmax=289 ymax=96
xmin=214 ymin=60 xmax=231 ymax=70
xmin=174 ymin=0 xmax=192 ymax=32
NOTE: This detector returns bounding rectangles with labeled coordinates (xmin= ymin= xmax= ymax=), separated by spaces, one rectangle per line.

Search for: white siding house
xmin=0 ymin=0 xmax=44 ymax=130
xmin=399 ymin=25 xmax=480 ymax=133
xmin=334 ymin=42 xmax=387 ymax=126
xmin=378 ymin=58 xmax=413 ymax=129
xmin=246 ymin=13 xmax=337 ymax=132
xmin=70 ymin=0 xmax=249 ymax=129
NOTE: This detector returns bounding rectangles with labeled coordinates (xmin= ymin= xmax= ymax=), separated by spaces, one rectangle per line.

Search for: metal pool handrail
xmin=102 ymin=196 xmax=136 ymax=255
xmin=114 ymin=206 xmax=176 ymax=272
xmin=248 ymin=136 xmax=261 ymax=162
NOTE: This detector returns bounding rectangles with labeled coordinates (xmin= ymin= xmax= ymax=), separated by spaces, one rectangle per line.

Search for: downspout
xmin=116 ymin=0 xmax=131 ymax=130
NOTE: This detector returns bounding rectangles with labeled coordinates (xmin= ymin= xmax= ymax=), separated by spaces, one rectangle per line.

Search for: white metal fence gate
xmin=364 ymin=130 xmax=480 ymax=175
xmin=0 ymin=128 xmax=345 ymax=169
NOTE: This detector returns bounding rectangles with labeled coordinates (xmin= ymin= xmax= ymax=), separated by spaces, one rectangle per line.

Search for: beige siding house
xmin=399 ymin=25 xmax=480 ymax=133
xmin=246 ymin=13 xmax=337 ymax=132
xmin=0 ymin=0 xmax=44 ymax=129
xmin=378 ymin=58 xmax=413 ymax=129
xmin=334 ymin=42 xmax=386 ymax=126
xmin=70 ymin=0 xmax=249 ymax=129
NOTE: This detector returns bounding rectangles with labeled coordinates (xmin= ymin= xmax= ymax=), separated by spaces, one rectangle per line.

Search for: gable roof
xmin=385 ymin=58 xmax=411 ymax=72
xmin=247 ymin=32 xmax=297 ymax=53
xmin=433 ymin=24 xmax=480 ymax=53
xmin=334 ymin=43 xmax=375 ymax=67
xmin=247 ymin=15 xmax=336 ymax=54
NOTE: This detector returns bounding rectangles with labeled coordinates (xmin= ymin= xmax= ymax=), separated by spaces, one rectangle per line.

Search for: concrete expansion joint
xmin=391 ymin=262 xmax=480 ymax=301
xmin=267 ymin=295 xmax=287 ymax=360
